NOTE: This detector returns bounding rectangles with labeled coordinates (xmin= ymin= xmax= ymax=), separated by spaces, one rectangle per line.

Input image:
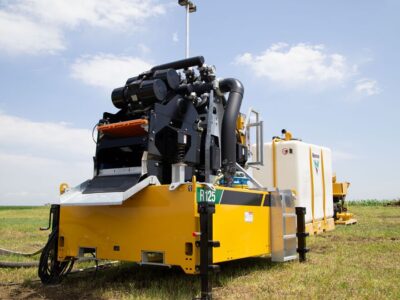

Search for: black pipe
xmin=295 ymin=206 xmax=309 ymax=262
xmin=176 ymin=82 xmax=213 ymax=96
xmin=219 ymin=78 xmax=244 ymax=186
xmin=151 ymin=56 xmax=204 ymax=72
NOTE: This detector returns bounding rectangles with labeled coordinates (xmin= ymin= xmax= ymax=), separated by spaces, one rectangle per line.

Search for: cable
xmin=0 ymin=261 xmax=38 ymax=268
xmin=92 ymin=122 xmax=99 ymax=144
xmin=69 ymin=261 xmax=118 ymax=274
xmin=0 ymin=261 xmax=119 ymax=287
xmin=0 ymin=256 xmax=97 ymax=269
xmin=0 ymin=281 xmax=35 ymax=287
xmin=91 ymin=252 xmax=99 ymax=275
xmin=0 ymin=247 xmax=43 ymax=257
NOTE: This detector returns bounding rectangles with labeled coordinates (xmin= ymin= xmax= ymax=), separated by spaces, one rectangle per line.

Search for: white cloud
xmin=0 ymin=0 xmax=166 ymax=55
xmin=14 ymin=0 xmax=165 ymax=29
xmin=0 ymin=112 xmax=94 ymax=205
xmin=235 ymin=43 xmax=356 ymax=88
xmin=0 ymin=11 xmax=64 ymax=55
xmin=0 ymin=112 xmax=93 ymax=160
xmin=70 ymin=54 xmax=152 ymax=90
xmin=173 ymin=32 xmax=179 ymax=43
xmin=354 ymin=78 xmax=381 ymax=96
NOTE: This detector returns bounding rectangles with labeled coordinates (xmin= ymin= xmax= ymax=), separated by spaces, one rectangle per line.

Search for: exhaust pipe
xmin=151 ymin=56 xmax=205 ymax=72
xmin=219 ymin=78 xmax=244 ymax=186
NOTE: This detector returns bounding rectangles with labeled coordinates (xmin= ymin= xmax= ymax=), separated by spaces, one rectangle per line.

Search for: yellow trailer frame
xmin=57 ymin=180 xmax=271 ymax=274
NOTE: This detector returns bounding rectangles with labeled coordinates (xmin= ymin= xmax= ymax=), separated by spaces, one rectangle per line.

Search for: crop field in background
xmin=0 ymin=202 xmax=399 ymax=299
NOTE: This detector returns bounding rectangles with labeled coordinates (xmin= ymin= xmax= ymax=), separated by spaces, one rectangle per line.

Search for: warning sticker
xmin=244 ymin=211 xmax=254 ymax=223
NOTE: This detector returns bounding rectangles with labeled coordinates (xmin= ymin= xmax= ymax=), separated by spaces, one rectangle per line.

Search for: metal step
xmin=270 ymin=190 xmax=298 ymax=263
xmin=283 ymin=255 xmax=298 ymax=262
xmin=283 ymin=213 xmax=296 ymax=218
xmin=283 ymin=234 xmax=296 ymax=240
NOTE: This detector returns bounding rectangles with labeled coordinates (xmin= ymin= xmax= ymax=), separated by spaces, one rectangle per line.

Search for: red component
xmin=97 ymin=119 xmax=148 ymax=137
xmin=192 ymin=231 xmax=201 ymax=237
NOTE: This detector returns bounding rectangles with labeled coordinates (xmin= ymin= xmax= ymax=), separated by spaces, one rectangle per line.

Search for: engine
xmin=87 ymin=56 xmax=248 ymax=195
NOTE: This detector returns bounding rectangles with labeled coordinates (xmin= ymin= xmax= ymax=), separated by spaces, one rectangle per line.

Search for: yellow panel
xmin=213 ymin=204 xmax=270 ymax=263
xmin=58 ymin=184 xmax=199 ymax=274
xmin=58 ymin=183 xmax=272 ymax=274
xmin=333 ymin=181 xmax=350 ymax=197
xmin=236 ymin=114 xmax=246 ymax=144
xmin=305 ymin=218 xmax=335 ymax=235
xmin=236 ymin=114 xmax=245 ymax=131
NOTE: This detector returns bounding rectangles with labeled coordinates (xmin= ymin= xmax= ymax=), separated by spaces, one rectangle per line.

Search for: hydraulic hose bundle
xmin=38 ymin=228 xmax=74 ymax=284
xmin=37 ymin=205 xmax=74 ymax=284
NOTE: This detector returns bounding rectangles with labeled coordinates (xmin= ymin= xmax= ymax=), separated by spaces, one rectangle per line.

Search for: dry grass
xmin=0 ymin=204 xmax=399 ymax=299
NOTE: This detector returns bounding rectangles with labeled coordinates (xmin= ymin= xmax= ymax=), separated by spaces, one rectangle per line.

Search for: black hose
xmin=219 ymin=78 xmax=244 ymax=186
xmin=38 ymin=228 xmax=74 ymax=284
xmin=0 ymin=257 xmax=98 ymax=269
xmin=176 ymin=82 xmax=213 ymax=96
xmin=0 ymin=261 xmax=38 ymax=268
xmin=0 ymin=246 xmax=42 ymax=268
xmin=0 ymin=247 xmax=43 ymax=257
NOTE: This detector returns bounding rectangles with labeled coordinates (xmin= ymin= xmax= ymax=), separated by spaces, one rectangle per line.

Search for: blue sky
xmin=0 ymin=0 xmax=398 ymax=205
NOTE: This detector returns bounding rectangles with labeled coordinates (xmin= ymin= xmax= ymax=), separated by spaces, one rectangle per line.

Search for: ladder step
xmin=283 ymin=234 xmax=297 ymax=240
xmin=283 ymin=213 xmax=296 ymax=218
xmin=283 ymin=255 xmax=298 ymax=262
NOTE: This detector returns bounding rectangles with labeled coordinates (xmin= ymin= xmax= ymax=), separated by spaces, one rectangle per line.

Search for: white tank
xmin=252 ymin=140 xmax=333 ymax=223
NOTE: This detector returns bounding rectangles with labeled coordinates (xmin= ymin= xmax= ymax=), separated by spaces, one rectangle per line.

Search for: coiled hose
xmin=38 ymin=228 xmax=74 ymax=284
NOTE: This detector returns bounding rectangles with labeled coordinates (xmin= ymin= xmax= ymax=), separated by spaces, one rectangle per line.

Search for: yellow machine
xmin=38 ymin=57 xmax=308 ymax=299
xmin=332 ymin=175 xmax=357 ymax=225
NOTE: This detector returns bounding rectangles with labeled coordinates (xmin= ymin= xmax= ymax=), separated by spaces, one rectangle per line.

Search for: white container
xmin=252 ymin=140 xmax=333 ymax=223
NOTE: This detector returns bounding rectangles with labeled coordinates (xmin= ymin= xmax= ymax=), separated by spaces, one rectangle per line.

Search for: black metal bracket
xmin=196 ymin=201 xmax=220 ymax=300
xmin=50 ymin=204 xmax=60 ymax=233
xmin=295 ymin=206 xmax=309 ymax=262
xmin=40 ymin=204 xmax=59 ymax=231
xmin=40 ymin=207 xmax=53 ymax=231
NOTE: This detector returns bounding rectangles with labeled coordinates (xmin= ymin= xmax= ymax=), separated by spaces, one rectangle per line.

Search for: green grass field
xmin=0 ymin=203 xmax=399 ymax=299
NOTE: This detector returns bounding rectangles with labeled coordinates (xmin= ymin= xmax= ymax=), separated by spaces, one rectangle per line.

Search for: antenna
xmin=178 ymin=1 xmax=197 ymax=58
